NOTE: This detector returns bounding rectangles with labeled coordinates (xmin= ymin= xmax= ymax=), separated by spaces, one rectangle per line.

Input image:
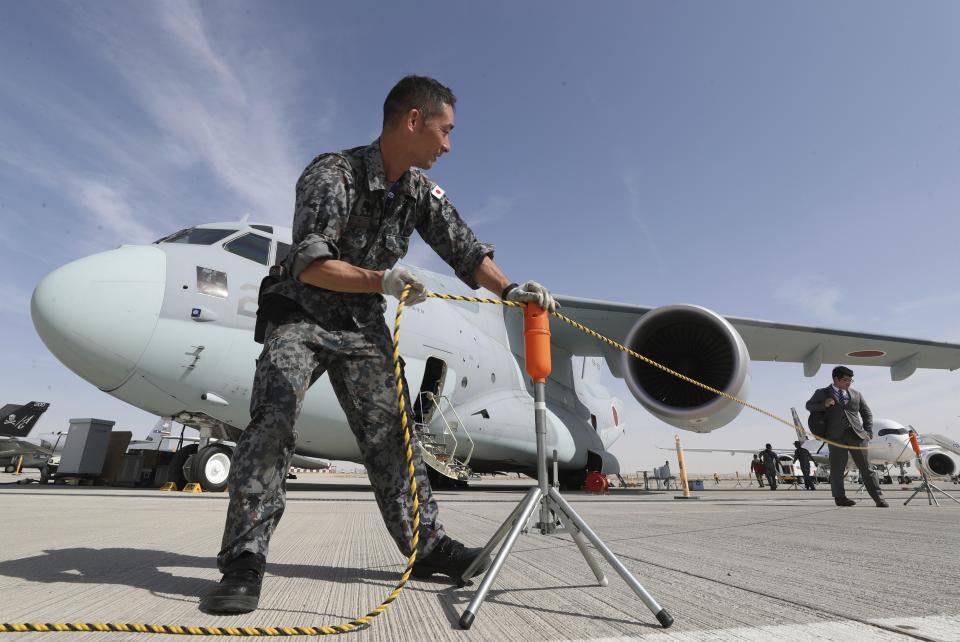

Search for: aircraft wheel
xmin=193 ymin=445 xmax=232 ymax=492
xmin=168 ymin=444 xmax=199 ymax=489
xmin=3 ymin=465 xmax=14 ymax=473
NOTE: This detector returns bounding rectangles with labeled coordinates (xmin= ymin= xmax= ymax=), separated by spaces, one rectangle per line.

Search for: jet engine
xmin=919 ymin=451 xmax=957 ymax=478
xmin=621 ymin=304 xmax=751 ymax=431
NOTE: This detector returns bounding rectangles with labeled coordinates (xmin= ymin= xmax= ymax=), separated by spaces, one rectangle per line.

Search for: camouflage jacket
xmin=267 ymin=140 xmax=494 ymax=329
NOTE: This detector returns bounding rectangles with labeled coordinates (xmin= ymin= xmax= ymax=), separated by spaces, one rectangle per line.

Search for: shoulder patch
xmin=430 ymin=184 xmax=445 ymax=200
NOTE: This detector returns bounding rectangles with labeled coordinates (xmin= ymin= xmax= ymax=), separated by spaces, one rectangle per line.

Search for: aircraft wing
xmin=656 ymin=446 xmax=793 ymax=455
xmin=917 ymin=434 xmax=960 ymax=458
xmin=552 ymin=295 xmax=960 ymax=381
xmin=0 ymin=437 xmax=54 ymax=459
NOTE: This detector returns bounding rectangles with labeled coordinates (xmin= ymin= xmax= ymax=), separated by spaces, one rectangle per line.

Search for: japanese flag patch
xmin=430 ymin=184 xmax=445 ymax=200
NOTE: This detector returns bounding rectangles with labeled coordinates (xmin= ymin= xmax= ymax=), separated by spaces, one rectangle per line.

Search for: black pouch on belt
xmin=254 ymin=264 xmax=302 ymax=344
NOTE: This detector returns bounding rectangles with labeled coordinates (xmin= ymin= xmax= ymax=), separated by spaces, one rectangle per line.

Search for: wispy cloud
xmin=620 ymin=172 xmax=667 ymax=274
xmin=71 ymin=176 xmax=157 ymax=244
xmin=891 ymin=292 xmax=960 ymax=316
xmin=63 ymin=3 xmax=326 ymax=224
xmin=773 ymin=274 xmax=853 ymax=326
xmin=0 ymin=276 xmax=34 ymax=320
xmin=0 ymin=3 xmax=335 ymax=262
xmin=465 ymin=195 xmax=513 ymax=228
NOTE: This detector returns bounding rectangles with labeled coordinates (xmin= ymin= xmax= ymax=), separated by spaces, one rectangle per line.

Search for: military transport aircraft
xmin=29 ymin=220 xmax=960 ymax=490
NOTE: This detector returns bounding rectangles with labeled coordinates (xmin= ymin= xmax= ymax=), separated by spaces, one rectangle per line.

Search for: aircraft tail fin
xmin=578 ymin=356 xmax=604 ymax=383
xmin=790 ymin=407 xmax=807 ymax=443
xmin=0 ymin=402 xmax=50 ymax=438
xmin=143 ymin=417 xmax=174 ymax=443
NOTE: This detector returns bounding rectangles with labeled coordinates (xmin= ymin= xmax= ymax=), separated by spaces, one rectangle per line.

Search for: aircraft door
xmin=412 ymin=357 xmax=451 ymax=426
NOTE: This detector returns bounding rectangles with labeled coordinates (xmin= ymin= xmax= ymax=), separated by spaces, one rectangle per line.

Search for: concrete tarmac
xmin=1 ymin=473 xmax=958 ymax=641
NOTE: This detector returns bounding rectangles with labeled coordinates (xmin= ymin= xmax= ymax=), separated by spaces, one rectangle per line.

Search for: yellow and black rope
xmin=1 ymin=287 xmax=423 ymax=637
xmin=0 ymin=288 xmax=868 ymax=636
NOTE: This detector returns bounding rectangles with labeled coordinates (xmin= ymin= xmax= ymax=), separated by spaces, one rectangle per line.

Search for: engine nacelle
xmin=919 ymin=451 xmax=956 ymax=478
xmin=621 ymin=304 xmax=751 ymax=431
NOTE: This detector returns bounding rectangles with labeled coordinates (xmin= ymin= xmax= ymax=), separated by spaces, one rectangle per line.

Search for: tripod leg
xmin=460 ymin=487 xmax=542 ymax=630
xmin=928 ymin=482 xmax=960 ymax=505
xmin=555 ymin=509 xmax=608 ymax=586
xmin=548 ymin=487 xmax=673 ymax=628
xmin=904 ymin=483 xmax=926 ymax=506
xmin=458 ymin=489 xmax=532 ymax=584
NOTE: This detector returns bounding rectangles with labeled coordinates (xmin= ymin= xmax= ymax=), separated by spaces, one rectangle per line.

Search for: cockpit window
xmin=275 ymin=241 xmax=291 ymax=266
xmin=224 ymin=233 xmax=271 ymax=265
xmin=878 ymin=428 xmax=908 ymax=436
xmin=155 ymin=228 xmax=234 ymax=245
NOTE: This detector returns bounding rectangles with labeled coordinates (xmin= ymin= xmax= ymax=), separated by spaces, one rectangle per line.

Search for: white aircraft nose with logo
xmin=31 ymin=245 xmax=166 ymax=391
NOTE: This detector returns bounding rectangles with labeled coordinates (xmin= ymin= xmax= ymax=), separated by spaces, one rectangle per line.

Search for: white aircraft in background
xmin=785 ymin=408 xmax=959 ymax=482
xmin=675 ymin=408 xmax=959 ymax=484
xmin=29 ymin=220 xmax=960 ymax=490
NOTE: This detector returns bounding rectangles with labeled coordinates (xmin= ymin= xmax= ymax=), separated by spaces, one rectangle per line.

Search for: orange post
xmin=909 ymin=431 xmax=922 ymax=456
xmin=675 ymin=435 xmax=691 ymax=498
xmin=523 ymin=303 xmax=551 ymax=382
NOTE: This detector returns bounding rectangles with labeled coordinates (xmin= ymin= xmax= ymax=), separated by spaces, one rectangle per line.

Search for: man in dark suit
xmin=805 ymin=366 xmax=888 ymax=507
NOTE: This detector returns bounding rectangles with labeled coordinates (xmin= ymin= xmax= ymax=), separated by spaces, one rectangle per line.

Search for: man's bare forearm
xmin=473 ymin=255 xmax=511 ymax=296
xmin=297 ymin=259 xmax=383 ymax=293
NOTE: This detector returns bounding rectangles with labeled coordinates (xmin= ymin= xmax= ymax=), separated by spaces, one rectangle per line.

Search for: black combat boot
xmin=200 ymin=552 xmax=265 ymax=614
xmin=834 ymin=497 xmax=856 ymax=507
xmin=411 ymin=536 xmax=490 ymax=581
xmin=874 ymin=498 xmax=889 ymax=508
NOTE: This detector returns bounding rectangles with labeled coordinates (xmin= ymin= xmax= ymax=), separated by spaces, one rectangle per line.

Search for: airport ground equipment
xmin=904 ymin=430 xmax=960 ymax=507
xmin=55 ymin=419 xmax=114 ymax=479
xmin=456 ymin=302 xmax=673 ymax=630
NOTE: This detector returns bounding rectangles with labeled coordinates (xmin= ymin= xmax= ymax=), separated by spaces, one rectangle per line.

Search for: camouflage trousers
xmin=217 ymin=313 xmax=445 ymax=571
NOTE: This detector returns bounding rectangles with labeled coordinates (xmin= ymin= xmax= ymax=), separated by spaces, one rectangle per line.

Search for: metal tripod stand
xmin=903 ymin=430 xmax=960 ymax=506
xmin=904 ymin=460 xmax=960 ymax=506
xmin=457 ymin=305 xmax=673 ymax=630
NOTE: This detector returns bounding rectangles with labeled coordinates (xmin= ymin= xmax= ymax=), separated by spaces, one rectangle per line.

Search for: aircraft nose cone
xmin=31 ymin=245 xmax=166 ymax=391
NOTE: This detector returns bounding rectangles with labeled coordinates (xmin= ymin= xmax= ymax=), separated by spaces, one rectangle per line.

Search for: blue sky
xmin=3 ymin=1 xmax=960 ymax=475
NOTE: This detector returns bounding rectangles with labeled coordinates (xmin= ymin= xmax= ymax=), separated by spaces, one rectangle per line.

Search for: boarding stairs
xmin=413 ymin=392 xmax=474 ymax=482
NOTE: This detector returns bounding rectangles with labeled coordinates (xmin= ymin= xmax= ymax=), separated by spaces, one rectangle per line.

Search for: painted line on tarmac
xmin=561 ymin=613 xmax=960 ymax=641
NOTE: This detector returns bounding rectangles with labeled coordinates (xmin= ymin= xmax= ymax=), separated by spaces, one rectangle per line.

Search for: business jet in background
xmin=786 ymin=408 xmax=959 ymax=483
xmin=29 ymin=219 xmax=960 ymax=490
xmin=676 ymin=408 xmax=959 ymax=484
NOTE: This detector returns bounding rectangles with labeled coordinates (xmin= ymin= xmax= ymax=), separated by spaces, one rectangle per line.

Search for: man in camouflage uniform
xmin=202 ymin=75 xmax=557 ymax=614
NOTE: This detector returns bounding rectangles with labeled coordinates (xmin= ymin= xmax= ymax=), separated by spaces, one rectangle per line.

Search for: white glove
xmin=382 ymin=266 xmax=428 ymax=306
xmin=503 ymin=280 xmax=557 ymax=312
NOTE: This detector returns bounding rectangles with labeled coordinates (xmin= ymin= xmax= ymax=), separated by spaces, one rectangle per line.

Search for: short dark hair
xmin=383 ymin=75 xmax=456 ymax=128
xmin=765 ymin=443 xmax=772 ymax=449
xmin=832 ymin=366 xmax=854 ymax=380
